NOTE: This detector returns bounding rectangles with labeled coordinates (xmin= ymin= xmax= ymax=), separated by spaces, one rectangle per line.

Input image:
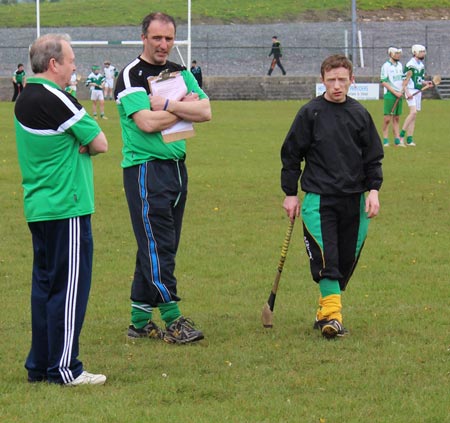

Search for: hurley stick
xmin=261 ymin=219 xmax=295 ymax=328
xmin=411 ymin=74 xmax=441 ymax=97
xmin=390 ymin=70 xmax=412 ymax=115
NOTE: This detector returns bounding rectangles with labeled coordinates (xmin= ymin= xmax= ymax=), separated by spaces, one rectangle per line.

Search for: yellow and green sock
xmin=316 ymin=278 xmax=342 ymax=323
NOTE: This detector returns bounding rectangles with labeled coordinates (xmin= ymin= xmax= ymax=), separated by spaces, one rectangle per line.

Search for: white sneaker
xmin=407 ymin=142 xmax=416 ymax=146
xmin=66 ymin=371 xmax=107 ymax=386
xmin=395 ymin=141 xmax=406 ymax=147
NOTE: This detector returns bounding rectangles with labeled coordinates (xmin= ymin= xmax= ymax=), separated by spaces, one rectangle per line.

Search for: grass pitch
xmin=0 ymin=99 xmax=449 ymax=422
xmin=0 ymin=0 xmax=448 ymax=27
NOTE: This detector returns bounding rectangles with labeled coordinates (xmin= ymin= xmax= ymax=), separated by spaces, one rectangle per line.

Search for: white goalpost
xmin=70 ymin=39 xmax=190 ymax=68
xmin=35 ymin=0 xmax=192 ymax=67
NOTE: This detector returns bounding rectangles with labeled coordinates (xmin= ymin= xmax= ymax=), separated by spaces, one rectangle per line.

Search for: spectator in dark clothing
xmin=12 ymin=63 xmax=26 ymax=101
xmin=267 ymin=36 xmax=286 ymax=76
xmin=190 ymin=60 xmax=203 ymax=88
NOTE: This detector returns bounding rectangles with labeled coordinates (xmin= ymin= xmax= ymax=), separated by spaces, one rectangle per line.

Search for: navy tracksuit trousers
xmin=25 ymin=216 xmax=93 ymax=384
xmin=123 ymin=159 xmax=187 ymax=307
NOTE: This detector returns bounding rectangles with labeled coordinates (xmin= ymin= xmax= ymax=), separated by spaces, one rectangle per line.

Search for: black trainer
xmin=313 ymin=318 xmax=349 ymax=338
xmin=127 ymin=320 xmax=164 ymax=339
xmin=164 ymin=317 xmax=204 ymax=344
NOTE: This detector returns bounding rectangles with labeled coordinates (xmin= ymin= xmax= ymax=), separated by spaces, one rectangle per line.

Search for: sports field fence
xmin=1 ymin=22 xmax=448 ymax=79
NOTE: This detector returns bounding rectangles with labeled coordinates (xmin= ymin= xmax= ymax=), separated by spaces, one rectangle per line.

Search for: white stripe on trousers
xmin=59 ymin=217 xmax=80 ymax=384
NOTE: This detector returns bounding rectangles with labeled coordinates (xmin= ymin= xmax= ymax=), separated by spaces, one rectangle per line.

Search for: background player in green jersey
xmin=380 ymin=47 xmax=404 ymax=147
xmin=12 ymin=63 xmax=26 ymax=101
xmin=86 ymin=65 xmax=107 ymax=119
xmin=400 ymin=44 xmax=434 ymax=146
xmin=65 ymin=70 xmax=79 ymax=97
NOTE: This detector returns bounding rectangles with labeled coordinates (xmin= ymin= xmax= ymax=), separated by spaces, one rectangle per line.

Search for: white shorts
xmin=104 ymin=78 xmax=114 ymax=89
xmin=90 ymin=90 xmax=104 ymax=101
xmin=406 ymin=89 xmax=422 ymax=111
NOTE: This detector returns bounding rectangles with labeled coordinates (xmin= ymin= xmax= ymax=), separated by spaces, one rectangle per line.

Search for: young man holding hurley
xmin=281 ymin=55 xmax=384 ymax=339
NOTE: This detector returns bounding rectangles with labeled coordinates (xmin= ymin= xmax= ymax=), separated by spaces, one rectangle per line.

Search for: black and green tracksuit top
xmin=281 ymin=94 xmax=384 ymax=196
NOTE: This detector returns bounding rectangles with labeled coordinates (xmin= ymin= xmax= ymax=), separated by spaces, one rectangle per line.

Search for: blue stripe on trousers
xmin=139 ymin=163 xmax=171 ymax=302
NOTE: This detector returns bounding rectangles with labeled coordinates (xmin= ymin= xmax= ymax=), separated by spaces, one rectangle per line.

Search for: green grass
xmin=1 ymin=99 xmax=449 ymax=422
xmin=0 ymin=0 xmax=450 ymax=27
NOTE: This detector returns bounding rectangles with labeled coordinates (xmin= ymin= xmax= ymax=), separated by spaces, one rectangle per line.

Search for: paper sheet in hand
xmin=148 ymin=72 xmax=195 ymax=143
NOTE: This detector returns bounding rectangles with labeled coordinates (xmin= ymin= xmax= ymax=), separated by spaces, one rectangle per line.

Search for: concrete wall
xmin=203 ymin=76 xmax=316 ymax=100
xmin=2 ymin=76 xmax=438 ymax=102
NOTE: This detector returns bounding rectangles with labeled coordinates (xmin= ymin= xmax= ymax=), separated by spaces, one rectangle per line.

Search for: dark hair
xmin=141 ymin=12 xmax=176 ymax=36
xmin=320 ymin=54 xmax=353 ymax=79
xmin=18 ymin=63 xmax=24 ymax=67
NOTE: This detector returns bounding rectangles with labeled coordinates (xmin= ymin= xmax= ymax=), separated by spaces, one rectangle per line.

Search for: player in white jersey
xmin=399 ymin=45 xmax=433 ymax=146
xmin=103 ymin=61 xmax=117 ymax=100
xmin=380 ymin=47 xmax=404 ymax=147
xmin=65 ymin=71 xmax=79 ymax=97
xmin=86 ymin=65 xmax=107 ymax=119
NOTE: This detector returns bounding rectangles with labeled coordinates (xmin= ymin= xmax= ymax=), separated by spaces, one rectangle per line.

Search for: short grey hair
xmin=29 ymin=33 xmax=72 ymax=74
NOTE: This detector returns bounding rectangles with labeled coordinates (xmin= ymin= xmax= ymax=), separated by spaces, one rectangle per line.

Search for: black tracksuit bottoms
xmin=301 ymin=193 xmax=369 ymax=291
xmin=123 ymin=159 xmax=187 ymax=307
